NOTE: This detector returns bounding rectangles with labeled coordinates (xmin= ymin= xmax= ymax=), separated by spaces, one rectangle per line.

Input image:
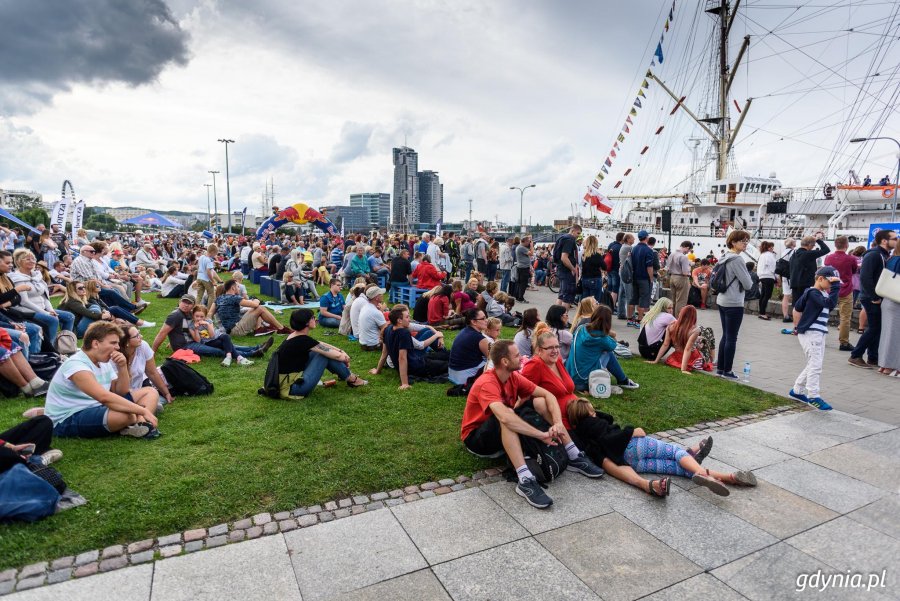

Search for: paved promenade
xmin=5 ymin=285 xmax=898 ymax=600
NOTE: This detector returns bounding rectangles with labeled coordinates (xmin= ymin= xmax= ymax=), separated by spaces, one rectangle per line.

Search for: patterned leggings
xmin=623 ymin=436 xmax=692 ymax=477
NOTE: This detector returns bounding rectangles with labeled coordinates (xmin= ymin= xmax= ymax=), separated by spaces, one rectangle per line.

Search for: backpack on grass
xmin=161 ymin=358 xmax=214 ymax=396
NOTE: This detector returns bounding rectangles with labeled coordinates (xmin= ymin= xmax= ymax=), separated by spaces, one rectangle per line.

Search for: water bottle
xmin=742 ymin=362 xmax=751 ymax=383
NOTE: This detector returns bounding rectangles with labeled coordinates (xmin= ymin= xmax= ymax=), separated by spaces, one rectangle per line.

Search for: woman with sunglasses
xmin=9 ymin=249 xmax=75 ymax=340
xmin=59 ymin=281 xmax=105 ymax=338
xmin=520 ymin=328 xmax=580 ymax=429
xmin=120 ymin=325 xmax=172 ymax=406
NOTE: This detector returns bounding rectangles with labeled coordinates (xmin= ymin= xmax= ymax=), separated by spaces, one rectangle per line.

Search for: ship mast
xmin=648 ymin=0 xmax=752 ymax=181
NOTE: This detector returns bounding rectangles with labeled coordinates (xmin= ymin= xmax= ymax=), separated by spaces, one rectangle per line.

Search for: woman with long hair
xmin=580 ymin=235 xmax=604 ymax=303
xmin=427 ymin=284 xmax=464 ymax=328
xmin=120 ymin=325 xmax=173 ymax=406
xmin=570 ymin=296 xmax=599 ymax=332
xmin=451 ymin=279 xmax=476 ymax=314
xmin=756 ymin=241 xmax=777 ymax=320
xmin=545 ymin=305 xmax=573 ymax=361
xmin=0 ymin=250 xmax=43 ymax=356
xmin=38 ymin=230 xmax=59 ymax=269
xmin=413 ymin=284 xmax=443 ymax=324
xmin=59 ymin=281 xmax=105 ymax=338
xmin=567 ymin=398 xmax=756 ymax=498
xmin=647 ymin=305 xmax=712 ymax=373
xmin=84 ymin=281 xmax=155 ymax=329
xmin=160 ymin=264 xmax=192 ymax=299
xmin=513 ymin=307 xmax=541 ymax=359
xmin=637 ymin=297 xmax=675 ymax=360
xmin=566 ymin=305 xmax=639 ymax=390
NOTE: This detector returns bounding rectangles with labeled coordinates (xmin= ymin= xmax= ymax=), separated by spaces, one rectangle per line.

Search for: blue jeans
xmin=288 ymin=353 xmax=351 ymax=397
xmin=573 ymin=352 xmax=629 ymax=389
xmin=75 ymin=317 xmax=97 ymax=338
xmin=241 ymin=261 xmax=250 ymax=276
xmin=534 ymin=268 xmax=546 ymax=285
xmin=108 ymin=306 xmax=138 ymax=325
xmin=607 ymin=271 xmax=620 ymax=303
xmin=717 ymin=306 xmax=745 ymax=373
xmin=558 ymin=269 xmax=576 ymax=304
xmin=618 ymin=279 xmax=633 ymax=317
xmin=486 ymin=262 xmax=498 ymax=282
xmin=463 ymin=261 xmax=473 ymax=282
xmin=5 ymin=325 xmax=40 ymax=359
xmin=32 ymin=310 xmax=75 ymax=340
xmin=100 ymin=289 xmax=137 ymax=311
xmin=318 ymin=316 xmax=340 ymax=328
xmin=851 ymin=299 xmax=881 ymax=362
xmin=499 ymin=269 xmax=511 ymax=293
xmin=53 ymin=405 xmax=110 ymax=438
xmin=581 ymin=277 xmax=603 ymax=303
xmin=186 ymin=336 xmax=257 ymax=358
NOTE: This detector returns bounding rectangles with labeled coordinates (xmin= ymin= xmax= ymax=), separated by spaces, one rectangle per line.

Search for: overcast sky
xmin=1 ymin=0 xmax=897 ymax=225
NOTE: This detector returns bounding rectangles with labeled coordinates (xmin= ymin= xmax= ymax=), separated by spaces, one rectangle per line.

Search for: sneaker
xmin=25 ymin=381 xmax=50 ymax=397
xmin=788 ymin=389 xmax=810 ymax=404
xmin=720 ymin=371 xmax=739 ymax=381
xmin=618 ymin=379 xmax=640 ymax=389
xmin=567 ymin=453 xmax=605 ymax=478
xmin=807 ymin=397 xmax=833 ymax=411
xmin=133 ymin=303 xmax=148 ymax=316
xmin=221 ymin=355 xmax=233 ymax=367
xmin=119 ymin=422 xmax=151 ymax=438
xmin=236 ymin=356 xmax=254 ymax=366
xmin=610 ymin=385 xmax=623 ymax=395
xmin=616 ymin=314 xmax=627 ymax=320
xmin=258 ymin=336 xmax=275 ymax=355
xmin=138 ymin=321 xmax=156 ymax=328
xmin=347 ymin=335 xmax=359 ymax=342
xmin=626 ymin=320 xmax=640 ymax=329
xmin=866 ymin=358 xmax=879 ymax=367
xmin=782 ymin=316 xmax=793 ymax=323
xmin=254 ymin=326 xmax=277 ymax=337
xmin=40 ymin=449 xmax=63 ymax=465
xmin=515 ymin=477 xmax=553 ymax=509
xmin=276 ymin=327 xmax=292 ymax=335
xmin=847 ymin=357 xmax=873 ymax=369
xmin=838 ymin=344 xmax=855 ymax=352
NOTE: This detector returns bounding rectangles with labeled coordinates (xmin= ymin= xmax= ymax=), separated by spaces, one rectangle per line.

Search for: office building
xmin=417 ymin=170 xmax=443 ymax=224
xmin=320 ymin=205 xmax=368 ymax=234
xmin=350 ymin=193 xmax=391 ymax=228
xmin=392 ymin=147 xmax=418 ymax=229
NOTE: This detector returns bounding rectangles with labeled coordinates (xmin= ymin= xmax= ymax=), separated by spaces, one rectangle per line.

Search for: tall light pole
xmin=203 ymin=184 xmax=212 ymax=230
xmin=218 ymin=139 xmax=235 ymax=233
xmin=509 ymin=184 xmax=536 ymax=234
xmin=850 ymin=136 xmax=900 ymax=222
xmin=208 ymin=170 xmax=219 ymax=231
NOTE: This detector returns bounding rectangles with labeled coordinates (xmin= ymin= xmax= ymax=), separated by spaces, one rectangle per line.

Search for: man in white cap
xmin=357 ymin=286 xmax=387 ymax=352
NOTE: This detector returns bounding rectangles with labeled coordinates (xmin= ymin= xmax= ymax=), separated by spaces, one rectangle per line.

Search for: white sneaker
xmin=221 ymin=355 xmax=233 ymax=367
xmin=236 ymin=356 xmax=254 ymax=366
xmin=119 ymin=423 xmax=150 ymax=438
xmin=40 ymin=449 xmax=63 ymax=465
xmin=139 ymin=321 xmax=156 ymax=328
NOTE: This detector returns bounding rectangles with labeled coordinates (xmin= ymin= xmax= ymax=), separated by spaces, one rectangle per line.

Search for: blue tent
xmin=0 ymin=207 xmax=40 ymax=234
xmin=121 ymin=212 xmax=182 ymax=228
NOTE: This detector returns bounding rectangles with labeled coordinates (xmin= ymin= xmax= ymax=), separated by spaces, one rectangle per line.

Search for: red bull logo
xmin=278 ymin=206 xmax=300 ymax=221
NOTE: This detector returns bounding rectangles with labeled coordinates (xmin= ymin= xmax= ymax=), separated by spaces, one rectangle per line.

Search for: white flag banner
xmin=435 ymin=219 xmax=443 ymax=238
xmin=72 ymin=200 xmax=86 ymax=232
xmin=51 ymin=199 xmax=70 ymax=231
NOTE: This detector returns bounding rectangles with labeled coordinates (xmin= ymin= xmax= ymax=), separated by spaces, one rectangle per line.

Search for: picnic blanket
xmin=261 ymin=302 xmax=321 ymax=312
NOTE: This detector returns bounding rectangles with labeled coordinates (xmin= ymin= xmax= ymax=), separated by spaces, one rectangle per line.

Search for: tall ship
xmin=581 ymin=0 xmax=899 ymax=259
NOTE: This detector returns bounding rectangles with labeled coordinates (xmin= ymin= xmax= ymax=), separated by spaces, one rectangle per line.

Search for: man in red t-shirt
xmin=460 ymin=340 xmax=603 ymax=509
xmin=824 ymin=236 xmax=859 ymax=351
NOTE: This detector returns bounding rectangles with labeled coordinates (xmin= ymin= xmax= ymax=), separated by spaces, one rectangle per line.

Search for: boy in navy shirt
xmin=789 ymin=266 xmax=841 ymax=410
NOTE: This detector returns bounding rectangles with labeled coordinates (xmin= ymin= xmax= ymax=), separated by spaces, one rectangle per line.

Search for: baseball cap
xmin=637 ymin=230 xmax=649 ymax=240
xmin=180 ymin=295 xmax=196 ymax=303
xmin=365 ymin=287 xmax=386 ymax=300
xmin=815 ymin=266 xmax=839 ymax=279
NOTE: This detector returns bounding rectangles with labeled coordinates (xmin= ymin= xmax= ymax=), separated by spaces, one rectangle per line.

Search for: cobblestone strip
xmin=0 ymin=404 xmax=801 ymax=595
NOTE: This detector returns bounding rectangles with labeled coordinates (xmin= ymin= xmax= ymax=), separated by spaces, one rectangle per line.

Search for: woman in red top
xmin=427 ymin=285 xmax=463 ymax=328
xmin=452 ymin=279 xmax=476 ymax=313
xmin=521 ymin=330 xmax=578 ymax=429
xmin=411 ymin=255 xmax=446 ymax=290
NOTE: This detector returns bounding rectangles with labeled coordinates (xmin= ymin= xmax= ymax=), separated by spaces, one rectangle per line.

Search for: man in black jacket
xmin=789 ymin=233 xmax=830 ymax=308
xmin=848 ymin=229 xmax=897 ymax=369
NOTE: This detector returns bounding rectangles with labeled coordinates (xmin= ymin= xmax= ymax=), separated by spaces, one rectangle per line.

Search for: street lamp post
xmin=509 ymin=184 xmax=536 ymax=234
xmin=204 ymin=184 xmax=212 ymax=230
xmin=208 ymin=170 xmax=219 ymax=231
xmin=850 ymin=136 xmax=900 ymax=222
xmin=218 ymin=139 xmax=235 ymax=233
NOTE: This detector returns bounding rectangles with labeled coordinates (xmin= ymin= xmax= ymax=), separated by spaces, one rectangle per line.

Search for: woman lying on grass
xmin=567 ymin=397 xmax=757 ymax=498
xmin=274 ymin=308 xmax=368 ymax=399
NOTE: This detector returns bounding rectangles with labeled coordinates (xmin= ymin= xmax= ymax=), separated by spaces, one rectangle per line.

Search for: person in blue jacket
xmin=566 ymin=305 xmax=640 ymax=392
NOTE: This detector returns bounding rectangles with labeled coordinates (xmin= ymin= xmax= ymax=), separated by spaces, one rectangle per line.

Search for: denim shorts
xmin=53 ymin=405 xmax=110 ymax=438
xmin=558 ymin=269 xmax=577 ymax=303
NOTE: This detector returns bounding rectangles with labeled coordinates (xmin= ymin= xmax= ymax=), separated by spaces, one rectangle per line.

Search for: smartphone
xmin=19 ymin=444 xmax=35 ymax=457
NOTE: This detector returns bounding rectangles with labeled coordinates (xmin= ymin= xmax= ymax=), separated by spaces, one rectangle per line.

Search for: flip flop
xmin=689 ymin=437 xmax=714 ymax=464
xmin=692 ymin=472 xmax=730 ymax=496
xmin=647 ymin=477 xmax=670 ymax=498
xmin=728 ymin=470 xmax=758 ymax=487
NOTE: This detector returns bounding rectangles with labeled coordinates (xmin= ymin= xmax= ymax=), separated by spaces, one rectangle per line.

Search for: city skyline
xmin=1 ymin=1 xmax=897 ymax=225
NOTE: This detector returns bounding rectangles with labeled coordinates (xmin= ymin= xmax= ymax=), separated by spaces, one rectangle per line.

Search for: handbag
xmin=875 ymin=261 xmax=900 ymax=303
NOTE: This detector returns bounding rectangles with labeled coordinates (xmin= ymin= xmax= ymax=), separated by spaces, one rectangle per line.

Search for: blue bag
xmin=0 ymin=464 xmax=60 ymax=523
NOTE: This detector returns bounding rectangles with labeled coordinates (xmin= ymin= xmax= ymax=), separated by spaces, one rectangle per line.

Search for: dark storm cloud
xmin=0 ymin=0 xmax=189 ymax=113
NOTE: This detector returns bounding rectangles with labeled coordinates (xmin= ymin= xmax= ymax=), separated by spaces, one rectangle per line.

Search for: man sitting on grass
xmin=318 ymin=279 xmax=344 ymax=328
xmin=358 ymin=286 xmax=388 ymax=352
xmin=44 ymin=321 xmax=161 ymax=439
xmin=460 ymin=340 xmax=604 ymax=509
xmin=371 ymin=304 xmax=448 ymax=389
xmin=210 ymin=279 xmax=289 ymax=337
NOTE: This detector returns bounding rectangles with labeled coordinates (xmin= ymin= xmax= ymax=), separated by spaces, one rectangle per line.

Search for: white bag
xmin=875 ymin=264 xmax=900 ymax=303
xmin=588 ymin=369 xmax=612 ymax=399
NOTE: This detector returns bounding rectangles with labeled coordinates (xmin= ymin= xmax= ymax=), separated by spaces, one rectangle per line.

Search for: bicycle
xmin=546 ymin=262 xmax=560 ymax=293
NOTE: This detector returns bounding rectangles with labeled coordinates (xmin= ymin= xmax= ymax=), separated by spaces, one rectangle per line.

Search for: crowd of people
xmin=2 ymin=220 xmax=895 ymax=520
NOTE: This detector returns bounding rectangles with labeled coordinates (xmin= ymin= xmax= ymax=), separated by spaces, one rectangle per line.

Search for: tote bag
xmin=875 ymin=261 xmax=900 ymax=303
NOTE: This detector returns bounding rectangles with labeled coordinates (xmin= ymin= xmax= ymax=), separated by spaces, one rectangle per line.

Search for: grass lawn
xmin=0 ymin=281 xmax=788 ymax=569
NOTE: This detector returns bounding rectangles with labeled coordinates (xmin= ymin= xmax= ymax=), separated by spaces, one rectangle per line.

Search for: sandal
xmin=727 ymin=470 xmax=758 ymax=487
xmin=758 ymin=315 xmax=770 ymax=321
xmin=347 ymin=374 xmax=368 ymax=388
xmin=692 ymin=469 xmax=730 ymax=497
xmin=647 ymin=477 xmax=670 ymax=498
xmin=688 ymin=436 xmax=713 ymax=464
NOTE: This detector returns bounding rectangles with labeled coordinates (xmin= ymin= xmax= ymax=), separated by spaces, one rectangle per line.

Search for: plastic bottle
xmin=742 ymin=362 xmax=751 ymax=383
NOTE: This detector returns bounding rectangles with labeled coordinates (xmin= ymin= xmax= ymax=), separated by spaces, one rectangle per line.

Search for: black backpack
xmin=774 ymin=249 xmax=793 ymax=278
xmin=552 ymin=236 xmax=567 ymax=264
xmin=709 ymin=255 xmax=739 ymax=294
xmin=160 ymin=359 xmax=214 ymax=396
xmin=620 ymin=256 xmax=634 ymax=284
xmin=511 ymin=403 xmax=569 ymax=483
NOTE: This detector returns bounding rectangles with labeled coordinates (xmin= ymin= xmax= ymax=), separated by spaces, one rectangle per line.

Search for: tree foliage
xmin=14 ymin=208 xmax=50 ymax=227
xmin=84 ymin=213 xmax=119 ymax=232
